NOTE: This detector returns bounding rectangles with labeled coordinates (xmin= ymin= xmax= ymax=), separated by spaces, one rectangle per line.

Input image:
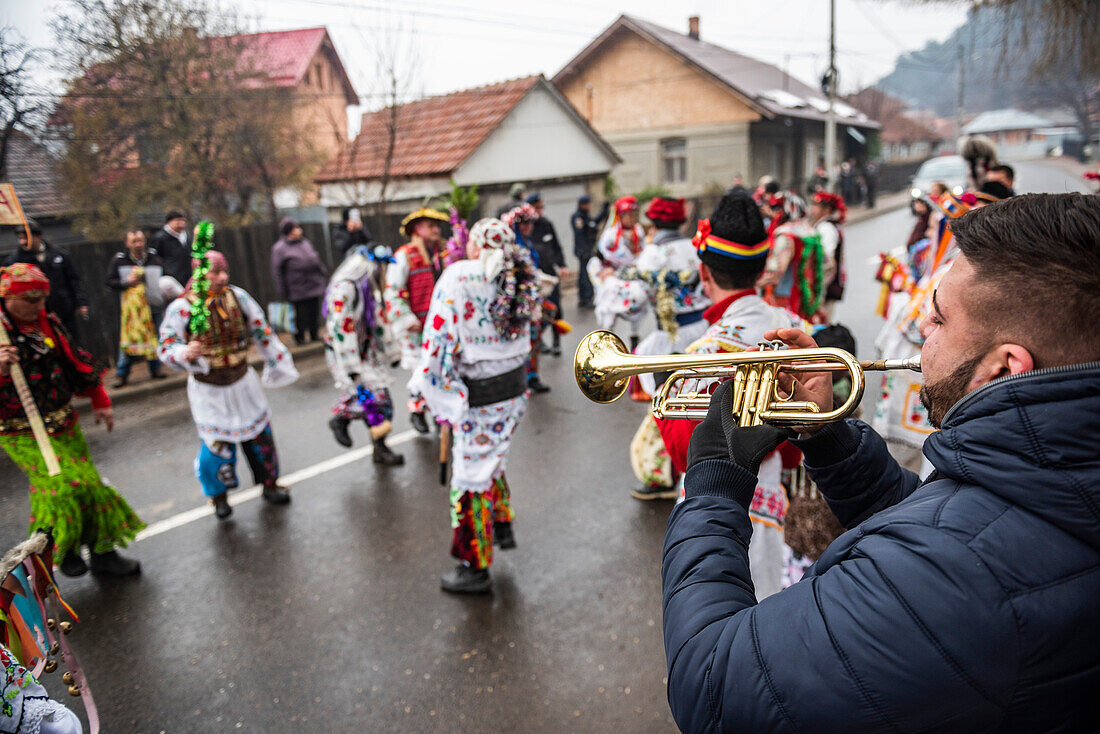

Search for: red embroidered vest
xmin=398 ymin=243 xmax=438 ymax=326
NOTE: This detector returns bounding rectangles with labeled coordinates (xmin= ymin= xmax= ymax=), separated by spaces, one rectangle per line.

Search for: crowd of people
xmin=1 ymin=142 xmax=1097 ymax=730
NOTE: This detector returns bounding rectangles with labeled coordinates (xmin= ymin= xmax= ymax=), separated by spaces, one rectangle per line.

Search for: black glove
xmin=686 ymin=379 xmax=794 ymax=474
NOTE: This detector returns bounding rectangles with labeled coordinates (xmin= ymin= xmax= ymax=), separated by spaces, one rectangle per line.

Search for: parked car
xmin=910 ymin=155 xmax=969 ymax=200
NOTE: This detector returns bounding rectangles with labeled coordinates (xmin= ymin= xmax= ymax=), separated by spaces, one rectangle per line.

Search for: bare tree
xmin=328 ymin=24 xmax=420 ymax=218
xmin=0 ymin=28 xmax=49 ymax=180
xmin=52 ymin=0 xmax=330 ymax=237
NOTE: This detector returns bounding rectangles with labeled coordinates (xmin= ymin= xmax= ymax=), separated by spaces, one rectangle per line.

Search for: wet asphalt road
xmin=0 ymin=159 xmax=1085 ymax=733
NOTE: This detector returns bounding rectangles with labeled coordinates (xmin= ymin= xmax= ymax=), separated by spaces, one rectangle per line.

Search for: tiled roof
xmin=554 ymin=15 xmax=878 ymax=129
xmin=5 ymin=131 xmax=70 ymax=219
xmin=316 ymin=76 xmax=541 ymax=182
xmin=228 ymin=27 xmax=357 ymax=104
xmin=67 ymin=27 xmax=357 ymax=107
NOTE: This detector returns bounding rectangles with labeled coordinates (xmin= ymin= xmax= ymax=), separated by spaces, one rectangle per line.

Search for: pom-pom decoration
xmin=188 ymin=221 xmax=215 ymax=335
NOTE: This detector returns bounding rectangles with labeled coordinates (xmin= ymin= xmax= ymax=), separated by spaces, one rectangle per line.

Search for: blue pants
xmin=194 ymin=424 xmax=279 ymax=498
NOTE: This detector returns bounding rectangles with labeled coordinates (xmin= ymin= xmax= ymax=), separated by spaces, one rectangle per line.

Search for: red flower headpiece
xmin=614 ymin=195 xmax=639 ymax=215
xmin=645 ymin=197 xmax=686 ymax=224
xmin=691 ymin=219 xmax=711 ymax=249
xmin=813 ymin=191 xmax=848 ymax=224
xmin=502 ymin=203 xmax=539 ymax=227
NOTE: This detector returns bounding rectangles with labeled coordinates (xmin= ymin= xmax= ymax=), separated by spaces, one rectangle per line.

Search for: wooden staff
xmin=0 ymin=184 xmax=60 ymax=476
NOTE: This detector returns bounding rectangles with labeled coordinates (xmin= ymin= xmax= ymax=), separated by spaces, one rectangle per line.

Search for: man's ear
xmin=969 ymin=343 xmax=1035 ymax=390
xmin=698 ymin=262 xmax=710 ymax=283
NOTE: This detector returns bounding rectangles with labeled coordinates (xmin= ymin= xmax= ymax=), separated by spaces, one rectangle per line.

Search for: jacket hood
xmin=924 ymin=362 xmax=1100 ymax=548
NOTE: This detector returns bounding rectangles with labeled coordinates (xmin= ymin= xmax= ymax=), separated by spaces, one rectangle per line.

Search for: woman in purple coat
xmin=271 ymin=217 xmax=329 ymax=344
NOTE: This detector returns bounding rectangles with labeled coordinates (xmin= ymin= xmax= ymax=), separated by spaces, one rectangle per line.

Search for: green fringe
xmin=0 ymin=422 xmax=145 ymax=556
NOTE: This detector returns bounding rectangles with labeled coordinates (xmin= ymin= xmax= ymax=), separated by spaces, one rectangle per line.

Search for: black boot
xmin=88 ymin=549 xmax=141 ymax=577
xmin=630 ymin=485 xmax=678 ymax=501
xmin=551 ymin=331 xmax=562 ymax=357
xmin=372 ymin=435 xmax=405 ymax=465
xmin=59 ymin=550 xmax=88 ymax=577
xmin=212 ymin=492 xmax=233 ymax=520
xmin=112 ymin=374 xmax=128 ymax=389
xmin=409 ymin=411 xmax=430 ymax=434
xmin=261 ymin=484 xmax=291 ymax=505
xmin=527 ymin=377 xmax=551 ymax=393
xmin=494 ymin=521 xmax=516 ymax=549
xmin=328 ymin=416 xmax=353 ymax=447
xmin=440 ymin=564 xmax=492 ymax=594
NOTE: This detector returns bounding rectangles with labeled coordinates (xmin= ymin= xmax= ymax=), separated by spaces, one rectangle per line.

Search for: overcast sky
xmin=3 ymin=0 xmax=966 ymax=132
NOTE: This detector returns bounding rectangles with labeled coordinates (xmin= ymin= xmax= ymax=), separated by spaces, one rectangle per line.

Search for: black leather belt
xmin=466 ymin=365 xmax=528 ymax=407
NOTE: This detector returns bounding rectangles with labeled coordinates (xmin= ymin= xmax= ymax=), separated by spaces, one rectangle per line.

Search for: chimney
xmin=688 ymin=16 xmax=700 ymax=40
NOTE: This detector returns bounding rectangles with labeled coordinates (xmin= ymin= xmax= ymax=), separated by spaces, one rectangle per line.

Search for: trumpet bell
xmin=574 ymin=330 xmax=633 ymax=403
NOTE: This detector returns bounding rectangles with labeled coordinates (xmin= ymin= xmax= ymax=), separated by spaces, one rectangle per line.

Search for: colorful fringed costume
xmin=159 ymin=279 xmax=298 ymax=500
xmin=0 ymin=265 xmax=144 ymax=560
xmin=383 ymin=208 xmax=450 ymax=422
xmin=407 ymin=219 xmax=537 ymax=585
xmin=871 ymin=194 xmax=969 ymax=473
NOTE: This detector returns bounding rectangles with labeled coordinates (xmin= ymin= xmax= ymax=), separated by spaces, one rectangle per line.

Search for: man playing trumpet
xmin=662 ymin=193 xmax=1099 ymax=732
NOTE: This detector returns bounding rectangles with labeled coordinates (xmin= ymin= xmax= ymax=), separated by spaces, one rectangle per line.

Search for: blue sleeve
xmin=662 ymin=463 xmax=1017 ymax=733
xmin=792 ymin=420 xmax=921 ymax=528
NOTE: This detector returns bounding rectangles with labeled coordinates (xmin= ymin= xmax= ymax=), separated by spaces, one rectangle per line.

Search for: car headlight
xmin=952 ymin=185 xmax=964 ymax=195
xmin=910 ymin=187 xmax=922 ymax=198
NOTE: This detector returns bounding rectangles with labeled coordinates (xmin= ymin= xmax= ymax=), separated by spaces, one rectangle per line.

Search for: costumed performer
xmin=383 ymin=207 xmax=450 ymax=434
xmin=323 ymin=245 xmax=404 ymax=465
xmin=503 ymin=203 xmax=552 ymax=394
xmin=408 ymin=218 xmax=538 ymax=595
xmin=587 ymin=195 xmax=650 ymax=350
xmin=626 ymin=196 xmax=711 ymax=499
xmin=759 ymin=191 xmax=845 ymax=322
xmin=158 ymin=250 xmax=298 ymax=520
xmin=654 ymin=191 xmax=804 ymax=598
xmin=0 ymin=263 xmax=143 ymax=578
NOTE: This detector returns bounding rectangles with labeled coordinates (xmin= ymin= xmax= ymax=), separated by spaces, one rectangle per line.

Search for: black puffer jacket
xmin=663 ymin=363 xmax=1100 ymax=733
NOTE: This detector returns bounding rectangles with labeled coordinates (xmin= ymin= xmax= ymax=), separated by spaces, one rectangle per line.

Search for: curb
xmin=78 ymin=341 xmax=327 ymax=410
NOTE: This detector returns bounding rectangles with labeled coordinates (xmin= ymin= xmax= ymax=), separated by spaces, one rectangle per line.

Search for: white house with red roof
xmin=316 ymin=74 xmax=619 ymax=244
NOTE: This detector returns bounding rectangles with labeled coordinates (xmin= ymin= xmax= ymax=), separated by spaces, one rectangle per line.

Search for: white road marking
xmin=133 ymin=429 xmax=420 ymax=542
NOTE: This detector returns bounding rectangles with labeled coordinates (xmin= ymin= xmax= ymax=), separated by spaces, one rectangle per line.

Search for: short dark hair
xmin=707 ymin=258 xmax=765 ymax=291
xmin=990 ymin=163 xmax=1015 ymax=181
xmin=165 ymin=209 xmax=185 ymax=223
xmin=949 ymin=193 xmax=1100 ymax=366
xmin=763 ymin=181 xmax=781 ymax=195
xmin=125 ymin=227 xmax=144 ymax=239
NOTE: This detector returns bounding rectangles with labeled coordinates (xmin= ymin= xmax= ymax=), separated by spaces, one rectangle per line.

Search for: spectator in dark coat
xmin=571 ymin=194 xmax=609 ymax=308
xmin=332 ymin=207 xmax=371 ymax=260
xmin=662 ymin=193 xmax=1100 ymax=733
xmin=863 ymin=159 xmax=879 ymax=208
xmin=150 ymin=209 xmax=192 ymax=285
xmin=526 ymin=193 xmax=567 ymax=355
xmin=5 ymin=219 xmax=88 ymax=336
xmin=270 ymin=217 xmax=328 ymax=344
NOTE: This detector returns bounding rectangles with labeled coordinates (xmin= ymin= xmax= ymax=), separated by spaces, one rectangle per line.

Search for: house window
xmin=661 ymin=138 xmax=687 ymax=183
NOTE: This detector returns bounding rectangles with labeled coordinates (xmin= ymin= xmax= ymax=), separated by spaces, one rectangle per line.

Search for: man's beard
xmin=919 ymin=353 xmax=985 ymax=428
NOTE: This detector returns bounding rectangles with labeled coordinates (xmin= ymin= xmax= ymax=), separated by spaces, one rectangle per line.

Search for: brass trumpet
xmin=574 ymin=330 xmax=921 ymax=426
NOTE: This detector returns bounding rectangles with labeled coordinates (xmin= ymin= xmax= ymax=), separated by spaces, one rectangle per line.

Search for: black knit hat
xmin=694 ymin=190 xmax=770 ymax=274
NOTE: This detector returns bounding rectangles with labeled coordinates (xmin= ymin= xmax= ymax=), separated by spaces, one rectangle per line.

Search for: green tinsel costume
xmin=0 ymin=422 xmax=144 ymax=555
xmin=0 ymin=307 xmax=144 ymax=557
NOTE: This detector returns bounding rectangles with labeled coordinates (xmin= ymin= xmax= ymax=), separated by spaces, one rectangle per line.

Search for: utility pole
xmin=824 ymin=0 xmax=838 ymax=191
xmin=955 ymin=41 xmax=965 ymax=143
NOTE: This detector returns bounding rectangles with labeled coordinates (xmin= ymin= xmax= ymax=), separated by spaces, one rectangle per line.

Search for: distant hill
xmin=875 ymin=5 xmax=1045 ymax=118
